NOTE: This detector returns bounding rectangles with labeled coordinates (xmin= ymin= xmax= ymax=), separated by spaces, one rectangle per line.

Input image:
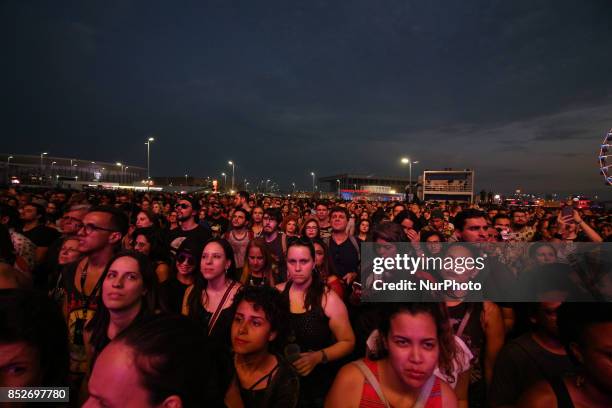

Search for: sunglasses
xmin=175 ymin=203 xmax=191 ymax=209
xmin=176 ymin=253 xmax=196 ymax=265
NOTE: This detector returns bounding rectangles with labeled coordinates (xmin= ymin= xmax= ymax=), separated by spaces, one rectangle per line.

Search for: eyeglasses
xmin=175 ymin=203 xmax=191 ymax=209
xmin=176 ymin=253 xmax=196 ymax=266
xmin=79 ymin=223 xmax=118 ymax=235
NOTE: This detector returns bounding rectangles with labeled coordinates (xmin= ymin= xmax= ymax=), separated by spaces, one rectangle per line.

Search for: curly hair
xmin=375 ymin=303 xmax=458 ymax=383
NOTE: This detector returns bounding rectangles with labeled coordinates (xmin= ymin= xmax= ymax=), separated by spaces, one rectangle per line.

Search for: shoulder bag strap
xmin=352 ymin=360 xmax=391 ymax=408
xmin=208 ymin=281 xmax=236 ymax=336
xmin=413 ymin=375 xmax=435 ymax=408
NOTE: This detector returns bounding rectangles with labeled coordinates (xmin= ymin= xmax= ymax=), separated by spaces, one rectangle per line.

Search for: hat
xmin=431 ymin=210 xmax=444 ymax=220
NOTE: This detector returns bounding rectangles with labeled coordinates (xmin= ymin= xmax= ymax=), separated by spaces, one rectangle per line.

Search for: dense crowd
xmin=0 ymin=186 xmax=611 ymax=408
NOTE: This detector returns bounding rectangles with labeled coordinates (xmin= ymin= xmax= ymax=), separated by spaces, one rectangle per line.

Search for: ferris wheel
xmin=600 ymin=128 xmax=612 ymax=186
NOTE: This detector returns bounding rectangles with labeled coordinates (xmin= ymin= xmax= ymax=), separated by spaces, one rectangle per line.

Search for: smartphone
xmin=561 ymin=206 xmax=573 ymax=218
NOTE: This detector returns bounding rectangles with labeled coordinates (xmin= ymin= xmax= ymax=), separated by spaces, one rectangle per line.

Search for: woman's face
xmin=135 ymin=212 xmax=153 ymax=228
xmin=152 ymin=203 xmax=161 ymax=214
xmin=59 ymin=239 xmax=81 ymax=265
xmin=231 ymin=300 xmax=275 ymax=355
xmin=168 ymin=211 xmax=177 ymax=223
xmin=176 ymin=251 xmax=197 ymax=276
xmin=247 ymin=246 xmax=265 ymax=273
xmin=359 ymin=220 xmax=370 ymax=234
xmin=386 ymin=311 xmax=439 ymax=390
xmin=441 ymin=245 xmax=476 ymax=282
xmin=201 ymin=242 xmax=230 ymax=281
xmin=360 ymin=212 xmax=370 ymax=221
xmin=287 ymin=246 xmax=315 ymax=286
xmin=133 ymin=234 xmax=151 ymax=256
xmin=304 ymin=222 xmax=319 ymax=239
xmin=103 ymin=256 xmax=145 ymax=311
xmin=425 ymin=235 xmax=442 ymax=255
xmin=534 ymin=246 xmax=557 ymax=264
xmin=0 ymin=342 xmax=43 ymax=387
xmin=286 ymin=220 xmax=297 ymax=234
xmin=313 ymin=243 xmax=325 ymax=268
xmin=375 ymin=238 xmax=397 ymax=258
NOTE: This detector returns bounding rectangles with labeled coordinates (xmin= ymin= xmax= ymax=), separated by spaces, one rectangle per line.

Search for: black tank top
xmin=282 ymin=281 xmax=332 ymax=351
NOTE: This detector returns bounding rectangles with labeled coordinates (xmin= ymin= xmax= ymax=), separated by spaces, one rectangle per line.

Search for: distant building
xmin=319 ymin=173 xmax=412 ymax=201
xmin=420 ymin=169 xmax=474 ymax=203
xmin=1 ymin=153 xmax=145 ymax=186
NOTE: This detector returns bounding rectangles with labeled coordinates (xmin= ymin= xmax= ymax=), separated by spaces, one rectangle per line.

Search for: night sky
xmin=4 ymin=1 xmax=612 ymax=197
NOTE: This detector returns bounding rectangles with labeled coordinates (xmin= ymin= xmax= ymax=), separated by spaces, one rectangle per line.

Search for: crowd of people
xmin=0 ymin=186 xmax=611 ymax=408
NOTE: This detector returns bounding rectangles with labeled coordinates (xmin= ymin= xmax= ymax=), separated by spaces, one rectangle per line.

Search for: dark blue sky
xmin=4 ymin=0 xmax=612 ymax=197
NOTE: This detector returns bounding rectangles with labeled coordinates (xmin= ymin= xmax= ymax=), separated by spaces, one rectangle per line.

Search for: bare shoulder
xmin=322 ymin=288 xmax=346 ymax=315
xmin=438 ymin=379 xmax=458 ymax=408
xmin=275 ymin=282 xmax=287 ymax=291
xmin=516 ymin=380 xmax=558 ymax=408
xmin=325 ymin=362 xmax=364 ymax=408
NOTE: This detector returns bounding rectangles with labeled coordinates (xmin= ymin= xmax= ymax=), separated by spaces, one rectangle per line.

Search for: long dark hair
xmin=286 ymin=238 xmax=325 ymax=312
xmin=310 ymin=237 xmax=338 ymax=281
xmin=86 ymin=251 xmax=160 ymax=355
xmin=133 ymin=227 xmax=170 ymax=264
xmin=186 ymin=238 xmax=237 ymax=319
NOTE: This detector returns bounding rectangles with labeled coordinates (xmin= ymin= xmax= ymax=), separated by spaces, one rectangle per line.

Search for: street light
xmin=221 ymin=172 xmax=227 ymax=191
xmin=6 ymin=155 xmax=13 ymax=178
xmin=265 ymin=179 xmax=271 ymax=193
xmin=116 ymin=162 xmax=124 ymax=183
xmin=228 ymin=161 xmax=235 ymax=191
xmin=400 ymin=157 xmax=419 ymax=200
xmin=185 ymin=174 xmax=188 ymax=185
xmin=40 ymin=152 xmax=48 ymax=180
xmin=145 ymin=137 xmax=154 ymax=179
xmin=310 ymin=172 xmax=315 ymax=193
xmin=292 ymin=182 xmax=296 ymax=193
xmin=245 ymin=182 xmax=250 ymax=192
xmin=336 ymin=179 xmax=341 ymax=196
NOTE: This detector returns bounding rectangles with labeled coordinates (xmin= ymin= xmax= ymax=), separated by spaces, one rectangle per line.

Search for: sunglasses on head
xmin=175 ymin=203 xmax=191 ymax=209
xmin=176 ymin=253 xmax=196 ymax=265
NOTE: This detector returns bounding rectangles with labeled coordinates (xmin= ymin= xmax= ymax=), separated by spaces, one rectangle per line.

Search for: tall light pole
xmin=245 ymin=182 xmax=250 ymax=192
xmin=310 ymin=172 xmax=315 ymax=193
xmin=185 ymin=174 xmax=188 ymax=185
xmin=265 ymin=179 xmax=271 ymax=193
xmin=228 ymin=161 xmax=235 ymax=192
xmin=124 ymin=167 xmax=129 ymax=184
xmin=221 ymin=172 xmax=227 ymax=191
xmin=6 ymin=155 xmax=13 ymax=179
xmin=116 ymin=162 xmax=124 ymax=184
xmin=400 ymin=157 xmax=419 ymax=200
xmin=336 ymin=179 xmax=341 ymax=196
xmin=40 ymin=152 xmax=48 ymax=180
xmin=292 ymin=182 xmax=296 ymax=194
xmin=145 ymin=137 xmax=154 ymax=179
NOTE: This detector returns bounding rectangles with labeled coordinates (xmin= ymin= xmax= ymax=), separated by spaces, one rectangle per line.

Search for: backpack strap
xmin=348 ymin=235 xmax=361 ymax=261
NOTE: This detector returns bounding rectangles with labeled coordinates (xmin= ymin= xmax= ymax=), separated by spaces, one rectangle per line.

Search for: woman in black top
xmin=84 ymin=251 xmax=160 ymax=369
xmin=183 ymin=238 xmax=241 ymax=347
xmin=276 ymin=238 xmax=354 ymax=407
xmin=227 ymin=285 xmax=299 ymax=408
xmin=158 ymin=236 xmax=203 ymax=314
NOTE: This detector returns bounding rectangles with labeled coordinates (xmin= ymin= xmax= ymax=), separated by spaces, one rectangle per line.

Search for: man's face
xmin=233 ymin=195 xmax=242 ymax=207
xmin=316 ymin=205 xmax=328 ymax=221
xmin=175 ymin=200 xmax=194 ymax=222
xmin=512 ymin=212 xmax=528 ymax=228
xmin=459 ymin=217 xmax=489 ymax=242
xmin=262 ymin=214 xmax=278 ymax=234
xmin=60 ymin=209 xmax=87 ymax=235
xmin=252 ymin=208 xmax=264 ymax=223
xmin=77 ymin=212 xmax=118 ymax=254
xmin=533 ymin=302 xmax=562 ymax=338
xmin=232 ymin=211 xmax=247 ymax=229
xmin=19 ymin=205 xmax=38 ymax=223
xmin=494 ymin=217 xmax=511 ymax=231
xmin=392 ymin=205 xmax=405 ymax=219
xmin=141 ymin=201 xmax=150 ymax=211
xmin=431 ymin=217 xmax=444 ymax=230
xmin=84 ymin=342 xmax=157 ymax=408
xmin=0 ymin=341 xmax=42 ymax=387
xmin=330 ymin=211 xmax=348 ymax=232
xmin=211 ymin=204 xmax=221 ymax=216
